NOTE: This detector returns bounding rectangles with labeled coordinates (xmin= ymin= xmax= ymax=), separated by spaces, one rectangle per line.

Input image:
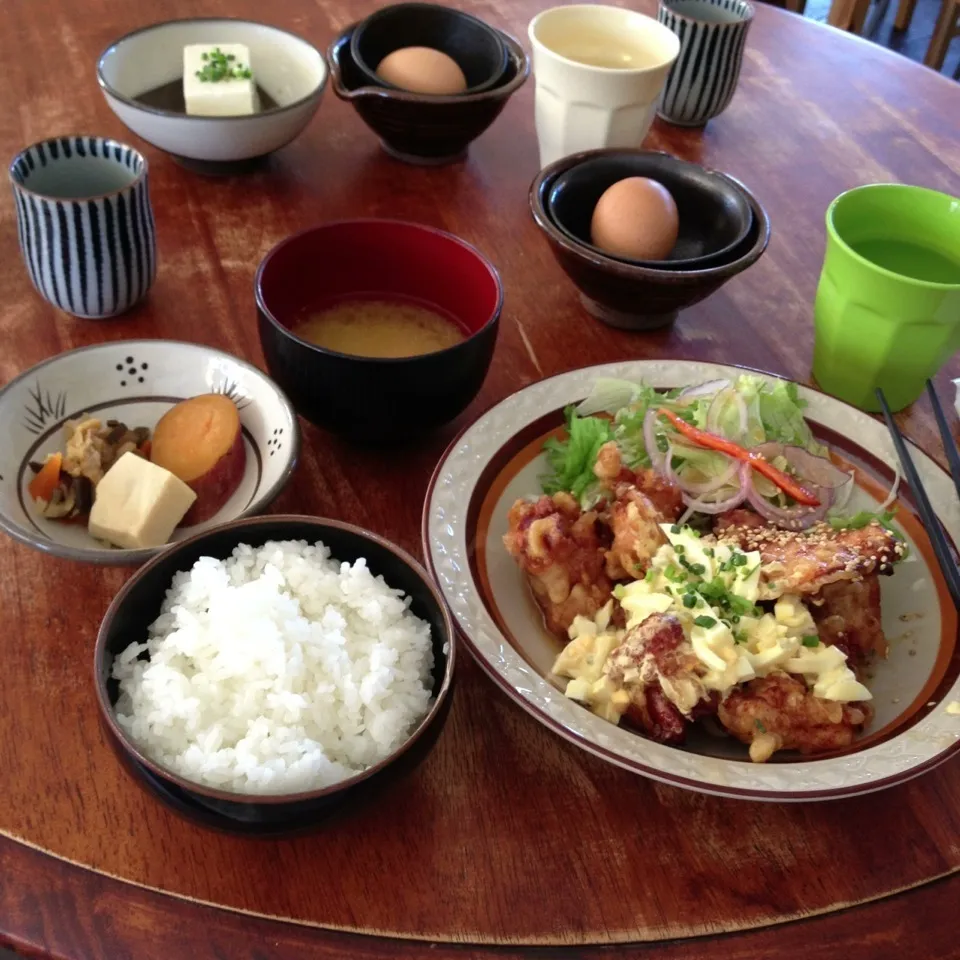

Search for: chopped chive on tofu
xmin=802 ymin=635 xmax=820 ymax=647
xmin=675 ymin=544 xmax=685 ymax=555
xmin=682 ymin=593 xmax=697 ymax=608
xmin=703 ymin=547 xmax=714 ymax=557
xmin=644 ymin=568 xmax=656 ymax=583
xmin=671 ymin=524 xmax=682 ymax=534
xmin=694 ymin=615 xmax=717 ymax=628
xmin=732 ymin=553 xmax=747 ymax=567
xmin=689 ymin=562 xmax=706 ymax=576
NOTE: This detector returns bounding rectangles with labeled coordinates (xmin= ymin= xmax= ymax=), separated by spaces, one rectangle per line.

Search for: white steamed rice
xmin=112 ymin=539 xmax=436 ymax=795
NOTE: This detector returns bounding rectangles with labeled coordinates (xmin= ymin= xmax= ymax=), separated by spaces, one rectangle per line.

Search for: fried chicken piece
xmin=597 ymin=443 xmax=683 ymax=580
xmin=715 ymin=515 xmax=903 ymax=601
xmin=809 ymin=575 xmax=888 ymax=663
xmin=717 ymin=672 xmax=872 ymax=763
xmin=503 ymin=493 xmax=613 ymax=636
xmin=715 ymin=508 xmax=766 ymax=532
xmin=603 ymin=613 xmax=705 ymax=744
xmin=595 ymin=442 xmax=685 ymax=519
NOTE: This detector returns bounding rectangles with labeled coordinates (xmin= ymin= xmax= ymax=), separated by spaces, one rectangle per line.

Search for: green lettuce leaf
xmin=541 ymin=407 xmax=614 ymax=502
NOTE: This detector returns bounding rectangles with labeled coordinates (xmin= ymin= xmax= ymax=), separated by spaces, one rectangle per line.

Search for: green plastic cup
xmin=813 ymin=183 xmax=960 ymax=413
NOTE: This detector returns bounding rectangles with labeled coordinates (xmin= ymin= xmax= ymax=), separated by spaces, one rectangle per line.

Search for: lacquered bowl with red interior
xmin=256 ymin=219 xmax=502 ymax=442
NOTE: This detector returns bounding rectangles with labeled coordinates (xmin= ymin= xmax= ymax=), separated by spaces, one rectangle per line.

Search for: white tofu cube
xmin=183 ymin=43 xmax=258 ymax=117
xmin=88 ymin=452 xmax=197 ymax=549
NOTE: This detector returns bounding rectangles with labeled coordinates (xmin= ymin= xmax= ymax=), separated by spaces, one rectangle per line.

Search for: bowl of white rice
xmin=94 ymin=515 xmax=455 ymax=833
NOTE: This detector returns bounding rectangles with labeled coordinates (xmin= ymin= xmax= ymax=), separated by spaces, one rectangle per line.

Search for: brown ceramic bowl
xmin=531 ymin=148 xmax=771 ymax=331
xmin=94 ymin=515 xmax=456 ymax=836
xmin=328 ymin=22 xmax=529 ymax=165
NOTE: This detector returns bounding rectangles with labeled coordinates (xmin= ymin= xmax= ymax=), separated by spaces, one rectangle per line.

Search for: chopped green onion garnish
xmin=732 ymin=553 xmax=748 ymax=567
xmin=194 ymin=47 xmax=253 ymax=83
xmin=682 ymin=593 xmax=697 ymax=608
xmin=802 ymin=635 xmax=820 ymax=647
xmin=694 ymin=615 xmax=717 ymax=628
xmin=689 ymin=562 xmax=706 ymax=576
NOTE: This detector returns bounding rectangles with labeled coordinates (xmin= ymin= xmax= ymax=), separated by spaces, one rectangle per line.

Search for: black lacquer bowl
xmin=256 ymin=219 xmax=502 ymax=442
xmin=94 ymin=515 xmax=456 ymax=836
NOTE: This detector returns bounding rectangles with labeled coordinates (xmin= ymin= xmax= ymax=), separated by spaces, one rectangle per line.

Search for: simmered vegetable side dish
xmin=28 ymin=417 xmax=152 ymax=521
xmin=26 ymin=395 xmax=246 ymax=549
xmin=503 ymin=376 xmax=907 ymax=763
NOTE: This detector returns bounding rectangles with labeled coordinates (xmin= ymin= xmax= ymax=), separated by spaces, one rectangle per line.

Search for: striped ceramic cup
xmin=9 ymin=136 xmax=156 ymax=319
xmin=657 ymin=0 xmax=754 ymax=127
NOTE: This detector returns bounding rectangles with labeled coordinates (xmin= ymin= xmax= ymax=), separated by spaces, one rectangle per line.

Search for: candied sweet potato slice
xmin=150 ymin=394 xmax=246 ymax=525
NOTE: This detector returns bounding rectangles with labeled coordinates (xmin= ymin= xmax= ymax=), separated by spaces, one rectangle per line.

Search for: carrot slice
xmin=28 ymin=453 xmax=63 ymax=503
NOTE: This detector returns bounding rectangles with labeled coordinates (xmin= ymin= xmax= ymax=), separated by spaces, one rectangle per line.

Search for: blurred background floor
xmin=804 ymin=0 xmax=960 ymax=77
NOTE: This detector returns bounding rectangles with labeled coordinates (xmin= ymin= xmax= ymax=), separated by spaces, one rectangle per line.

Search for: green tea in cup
xmin=812 ymin=183 xmax=960 ymax=413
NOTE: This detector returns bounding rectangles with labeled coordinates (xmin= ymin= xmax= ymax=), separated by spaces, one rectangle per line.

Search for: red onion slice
xmin=676 ymin=379 xmax=730 ymax=404
xmin=644 ymin=407 xmax=667 ymax=474
xmin=832 ymin=473 xmax=856 ymax=512
xmin=744 ymin=471 xmax=833 ymax=530
xmin=681 ymin=462 xmax=750 ymax=515
xmin=751 ymin=443 xmax=851 ymax=489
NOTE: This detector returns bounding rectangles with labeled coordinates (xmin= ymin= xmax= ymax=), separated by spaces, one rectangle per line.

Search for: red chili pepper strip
xmin=657 ymin=408 xmax=821 ymax=507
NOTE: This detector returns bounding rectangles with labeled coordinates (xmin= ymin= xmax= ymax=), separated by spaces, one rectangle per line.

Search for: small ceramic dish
xmin=0 ymin=340 xmax=299 ymax=565
xmin=531 ymin=149 xmax=771 ymax=330
xmin=256 ymin=219 xmax=502 ymax=442
xmin=547 ymin=151 xmax=753 ymax=270
xmin=94 ymin=515 xmax=456 ymax=835
xmin=328 ymin=23 xmax=529 ymax=165
xmin=351 ymin=2 xmax=509 ymax=95
xmin=97 ymin=18 xmax=327 ymax=174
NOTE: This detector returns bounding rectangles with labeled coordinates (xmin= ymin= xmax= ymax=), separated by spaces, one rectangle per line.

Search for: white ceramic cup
xmin=528 ymin=5 xmax=681 ymax=169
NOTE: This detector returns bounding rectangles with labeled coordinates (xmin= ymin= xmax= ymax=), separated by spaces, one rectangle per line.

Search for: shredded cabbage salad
xmin=540 ymin=374 xmax=901 ymax=532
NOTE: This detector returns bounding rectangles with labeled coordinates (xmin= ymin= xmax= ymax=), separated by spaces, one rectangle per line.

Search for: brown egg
xmin=375 ymin=46 xmax=468 ymax=95
xmin=590 ymin=177 xmax=680 ymax=261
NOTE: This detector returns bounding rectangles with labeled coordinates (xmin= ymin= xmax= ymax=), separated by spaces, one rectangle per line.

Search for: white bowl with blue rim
xmin=0 ymin=340 xmax=300 ymax=565
xmin=97 ymin=18 xmax=327 ymax=173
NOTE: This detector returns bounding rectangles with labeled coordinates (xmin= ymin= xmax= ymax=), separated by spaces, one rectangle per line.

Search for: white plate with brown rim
xmin=0 ymin=340 xmax=299 ymax=565
xmin=422 ymin=359 xmax=960 ymax=801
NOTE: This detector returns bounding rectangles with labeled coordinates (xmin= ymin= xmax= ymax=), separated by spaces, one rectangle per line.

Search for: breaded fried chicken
xmin=603 ymin=613 xmax=705 ymax=744
xmin=715 ymin=512 xmax=903 ymax=601
xmin=717 ymin=672 xmax=872 ymax=762
xmin=503 ymin=493 xmax=613 ymax=636
xmin=595 ymin=443 xmax=684 ymax=580
xmin=809 ymin=575 xmax=888 ymax=662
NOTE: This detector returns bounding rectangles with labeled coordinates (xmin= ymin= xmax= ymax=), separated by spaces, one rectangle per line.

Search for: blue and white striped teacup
xmin=9 ymin=136 xmax=157 ymax=319
xmin=657 ymin=0 xmax=754 ymax=127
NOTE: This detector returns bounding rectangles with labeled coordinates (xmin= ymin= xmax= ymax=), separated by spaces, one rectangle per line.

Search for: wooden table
xmin=2 ymin=1 xmax=959 ymax=958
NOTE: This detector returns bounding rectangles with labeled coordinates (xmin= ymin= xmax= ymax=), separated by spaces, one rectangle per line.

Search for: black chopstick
xmin=876 ymin=387 xmax=960 ymax=611
xmin=926 ymin=379 xmax=960 ymax=503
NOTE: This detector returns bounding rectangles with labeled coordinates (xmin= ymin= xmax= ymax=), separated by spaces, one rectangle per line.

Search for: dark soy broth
xmin=135 ymin=79 xmax=280 ymax=114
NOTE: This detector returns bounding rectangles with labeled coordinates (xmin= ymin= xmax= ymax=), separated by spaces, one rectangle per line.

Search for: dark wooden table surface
xmin=1 ymin=0 xmax=960 ymax=958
